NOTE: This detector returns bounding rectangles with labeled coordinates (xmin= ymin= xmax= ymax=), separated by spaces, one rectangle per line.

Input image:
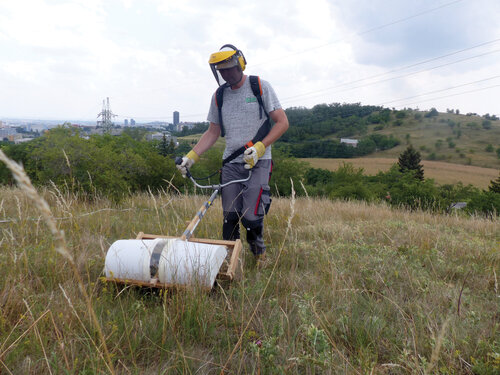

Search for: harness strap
xmin=222 ymin=119 xmax=271 ymax=166
xmin=216 ymin=75 xmax=272 ymax=166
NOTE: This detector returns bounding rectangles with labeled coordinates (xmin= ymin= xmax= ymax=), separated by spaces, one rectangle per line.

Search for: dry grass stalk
xmin=425 ymin=318 xmax=450 ymax=375
xmin=0 ymin=149 xmax=116 ymax=375
xmin=0 ymin=150 xmax=71 ymax=262
xmin=0 ymin=310 xmax=50 ymax=360
xmin=23 ymin=300 xmax=53 ymax=375
xmin=221 ymin=178 xmax=297 ymax=374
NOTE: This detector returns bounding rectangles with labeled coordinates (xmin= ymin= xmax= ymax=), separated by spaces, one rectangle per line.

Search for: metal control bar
xmin=174 ymin=156 xmax=251 ymax=190
xmin=174 ymin=157 xmax=251 ymax=240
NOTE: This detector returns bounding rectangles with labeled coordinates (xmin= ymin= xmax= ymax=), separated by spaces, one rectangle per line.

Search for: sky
xmin=1 ymin=0 xmax=500 ymax=123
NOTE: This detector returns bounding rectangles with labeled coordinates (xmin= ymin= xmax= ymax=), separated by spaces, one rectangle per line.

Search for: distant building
xmin=14 ymin=138 xmax=34 ymax=144
xmin=173 ymin=111 xmax=179 ymax=126
xmin=90 ymin=127 xmax=123 ymax=136
xmin=147 ymin=132 xmax=177 ymax=143
xmin=340 ymin=138 xmax=358 ymax=147
xmin=450 ymin=202 xmax=467 ymax=210
xmin=124 ymin=119 xmax=129 ymax=126
xmin=0 ymin=128 xmax=17 ymax=141
xmin=130 ymin=118 xmax=136 ymax=126
xmin=0 ymin=120 xmax=3 ymax=128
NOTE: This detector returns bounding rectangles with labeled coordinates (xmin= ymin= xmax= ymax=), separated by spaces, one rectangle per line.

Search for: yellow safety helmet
xmin=209 ymin=44 xmax=246 ymax=86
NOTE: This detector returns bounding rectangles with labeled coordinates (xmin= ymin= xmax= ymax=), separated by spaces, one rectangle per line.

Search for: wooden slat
xmin=226 ymin=239 xmax=242 ymax=279
xmin=126 ymin=233 xmax=241 ymax=282
xmin=105 ymin=277 xmax=212 ymax=291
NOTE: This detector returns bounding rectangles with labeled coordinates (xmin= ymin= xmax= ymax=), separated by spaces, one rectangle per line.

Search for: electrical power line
xmin=392 ymin=83 xmax=500 ymax=108
xmin=99 ymin=1 xmax=468 ymax=121
xmin=280 ymin=38 xmax=500 ymax=101
xmin=376 ymin=75 xmax=500 ymax=106
xmin=253 ymin=0 xmax=464 ymax=67
xmin=281 ymin=48 xmax=500 ymax=106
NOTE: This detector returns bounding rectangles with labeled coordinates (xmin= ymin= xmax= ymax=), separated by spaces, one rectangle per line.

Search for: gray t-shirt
xmin=207 ymin=76 xmax=282 ymax=163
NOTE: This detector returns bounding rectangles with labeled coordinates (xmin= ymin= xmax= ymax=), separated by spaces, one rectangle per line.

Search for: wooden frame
xmin=104 ymin=232 xmax=242 ymax=290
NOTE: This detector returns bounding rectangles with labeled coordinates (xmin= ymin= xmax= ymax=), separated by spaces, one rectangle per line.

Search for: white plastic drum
xmin=158 ymin=240 xmax=227 ymax=288
xmin=104 ymin=238 xmax=228 ymax=288
xmin=105 ymin=238 xmax=174 ymax=282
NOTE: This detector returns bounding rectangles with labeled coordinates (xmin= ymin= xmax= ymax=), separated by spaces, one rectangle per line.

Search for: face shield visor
xmin=210 ymin=55 xmax=240 ymax=86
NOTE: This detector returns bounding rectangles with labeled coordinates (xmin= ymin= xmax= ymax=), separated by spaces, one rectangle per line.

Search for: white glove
xmin=176 ymin=150 xmax=199 ymax=178
xmin=243 ymin=141 xmax=266 ymax=170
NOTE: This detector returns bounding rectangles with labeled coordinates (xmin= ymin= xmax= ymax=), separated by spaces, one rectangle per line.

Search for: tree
xmin=489 ymin=173 xmax=500 ymax=193
xmin=158 ymin=134 xmax=174 ymax=157
xmin=398 ymin=144 xmax=424 ymax=180
xmin=482 ymin=120 xmax=492 ymax=129
xmin=424 ymin=108 xmax=438 ymax=118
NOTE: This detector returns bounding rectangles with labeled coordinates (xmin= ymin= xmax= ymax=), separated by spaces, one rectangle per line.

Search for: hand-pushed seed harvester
xmin=104 ymin=159 xmax=251 ymax=290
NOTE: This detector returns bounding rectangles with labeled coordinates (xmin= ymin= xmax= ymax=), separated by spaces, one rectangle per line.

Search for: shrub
xmin=482 ymin=120 xmax=492 ymax=129
xmin=0 ymin=127 xmax=183 ymax=199
xmin=389 ymin=173 xmax=441 ymax=210
xmin=269 ymin=150 xmax=309 ymax=196
xmin=466 ymin=191 xmax=500 ymax=217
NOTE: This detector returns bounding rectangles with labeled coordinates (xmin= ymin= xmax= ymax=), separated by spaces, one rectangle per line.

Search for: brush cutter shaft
xmin=181 ymin=189 xmax=219 ymax=241
xmin=174 ymin=157 xmax=252 ymax=240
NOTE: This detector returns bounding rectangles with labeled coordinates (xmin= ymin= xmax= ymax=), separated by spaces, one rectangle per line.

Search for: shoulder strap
xmin=222 ymin=76 xmax=272 ymax=166
xmin=215 ymin=83 xmax=228 ymax=137
xmin=249 ymin=75 xmax=269 ymax=120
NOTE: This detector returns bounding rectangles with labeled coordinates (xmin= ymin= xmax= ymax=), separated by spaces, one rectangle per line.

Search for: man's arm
xmin=192 ymin=122 xmax=221 ymax=156
xmin=261 ymin=108 xmax=289 ymax=147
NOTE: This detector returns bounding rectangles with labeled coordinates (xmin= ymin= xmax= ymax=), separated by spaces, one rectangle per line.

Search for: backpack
xmin=215 ymin=75 xmax=272 ymax=165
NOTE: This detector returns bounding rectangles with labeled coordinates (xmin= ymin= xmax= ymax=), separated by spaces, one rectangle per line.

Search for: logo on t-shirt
xmin=245 ymin=97 xmax=257 ymax=103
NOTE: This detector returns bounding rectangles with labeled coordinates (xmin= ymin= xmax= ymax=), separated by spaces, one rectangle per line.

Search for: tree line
xmin=173 ymin=103 xmax=401 ymax=158
xmin=1 ymin=125 xmax=498 ymax=216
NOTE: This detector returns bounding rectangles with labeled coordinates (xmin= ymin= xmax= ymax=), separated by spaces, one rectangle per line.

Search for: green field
xmin=302 ymin=157 xmax=499 ymax=189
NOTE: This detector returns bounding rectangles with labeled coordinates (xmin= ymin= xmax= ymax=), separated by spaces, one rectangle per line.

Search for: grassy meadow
xmin=0 ymin=175 xmax=498 ymax=374
xmin=301 ymin=158 xmax=499 ymax=189
xmin=363 ymin=113 xmax=500 ymax=170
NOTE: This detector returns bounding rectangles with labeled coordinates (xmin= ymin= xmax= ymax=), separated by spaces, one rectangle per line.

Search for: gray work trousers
xmin=221 ymin=159 xmax=272 ymax=255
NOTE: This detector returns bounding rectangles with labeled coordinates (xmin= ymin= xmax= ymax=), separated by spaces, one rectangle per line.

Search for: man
xmin=177 ymin=44 xmax=289 ymax=261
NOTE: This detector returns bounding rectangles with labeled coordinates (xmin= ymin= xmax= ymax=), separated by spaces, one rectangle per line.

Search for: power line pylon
xmin=97 ymin=97 xmax=117 ymax=132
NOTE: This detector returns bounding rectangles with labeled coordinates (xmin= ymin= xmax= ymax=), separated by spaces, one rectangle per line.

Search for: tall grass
xmin=0 ymin=155 xmax=498 ymax=373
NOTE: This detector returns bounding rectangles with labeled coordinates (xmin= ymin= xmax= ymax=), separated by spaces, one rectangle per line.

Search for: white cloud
xmin=0 ymin=0 xmax=499 ymax=120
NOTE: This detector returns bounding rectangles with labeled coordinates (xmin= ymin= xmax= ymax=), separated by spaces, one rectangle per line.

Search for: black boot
xmin=242 ymin=218 xmax=265 ymax=255
xmin=222 ymin=212 xmax=240 ymax=241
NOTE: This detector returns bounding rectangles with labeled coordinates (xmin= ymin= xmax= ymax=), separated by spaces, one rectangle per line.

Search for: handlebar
xmin=175 ymin=156 xmax=251 ymax=190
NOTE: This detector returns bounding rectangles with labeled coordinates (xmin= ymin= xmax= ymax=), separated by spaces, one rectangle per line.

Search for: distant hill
xmin=361 ymin=110 xmax=500 ymax=169
xmin=280 ymin=105 xmax=500 ymax=169
xmin=178 ymin=105 xmax=500 ymax=170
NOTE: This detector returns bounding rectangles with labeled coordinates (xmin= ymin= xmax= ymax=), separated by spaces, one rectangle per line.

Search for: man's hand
xmin=176 ymin=150 xmax=200 ymax=177
xmin=243 ymin=141 xmax=266 ymax=169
